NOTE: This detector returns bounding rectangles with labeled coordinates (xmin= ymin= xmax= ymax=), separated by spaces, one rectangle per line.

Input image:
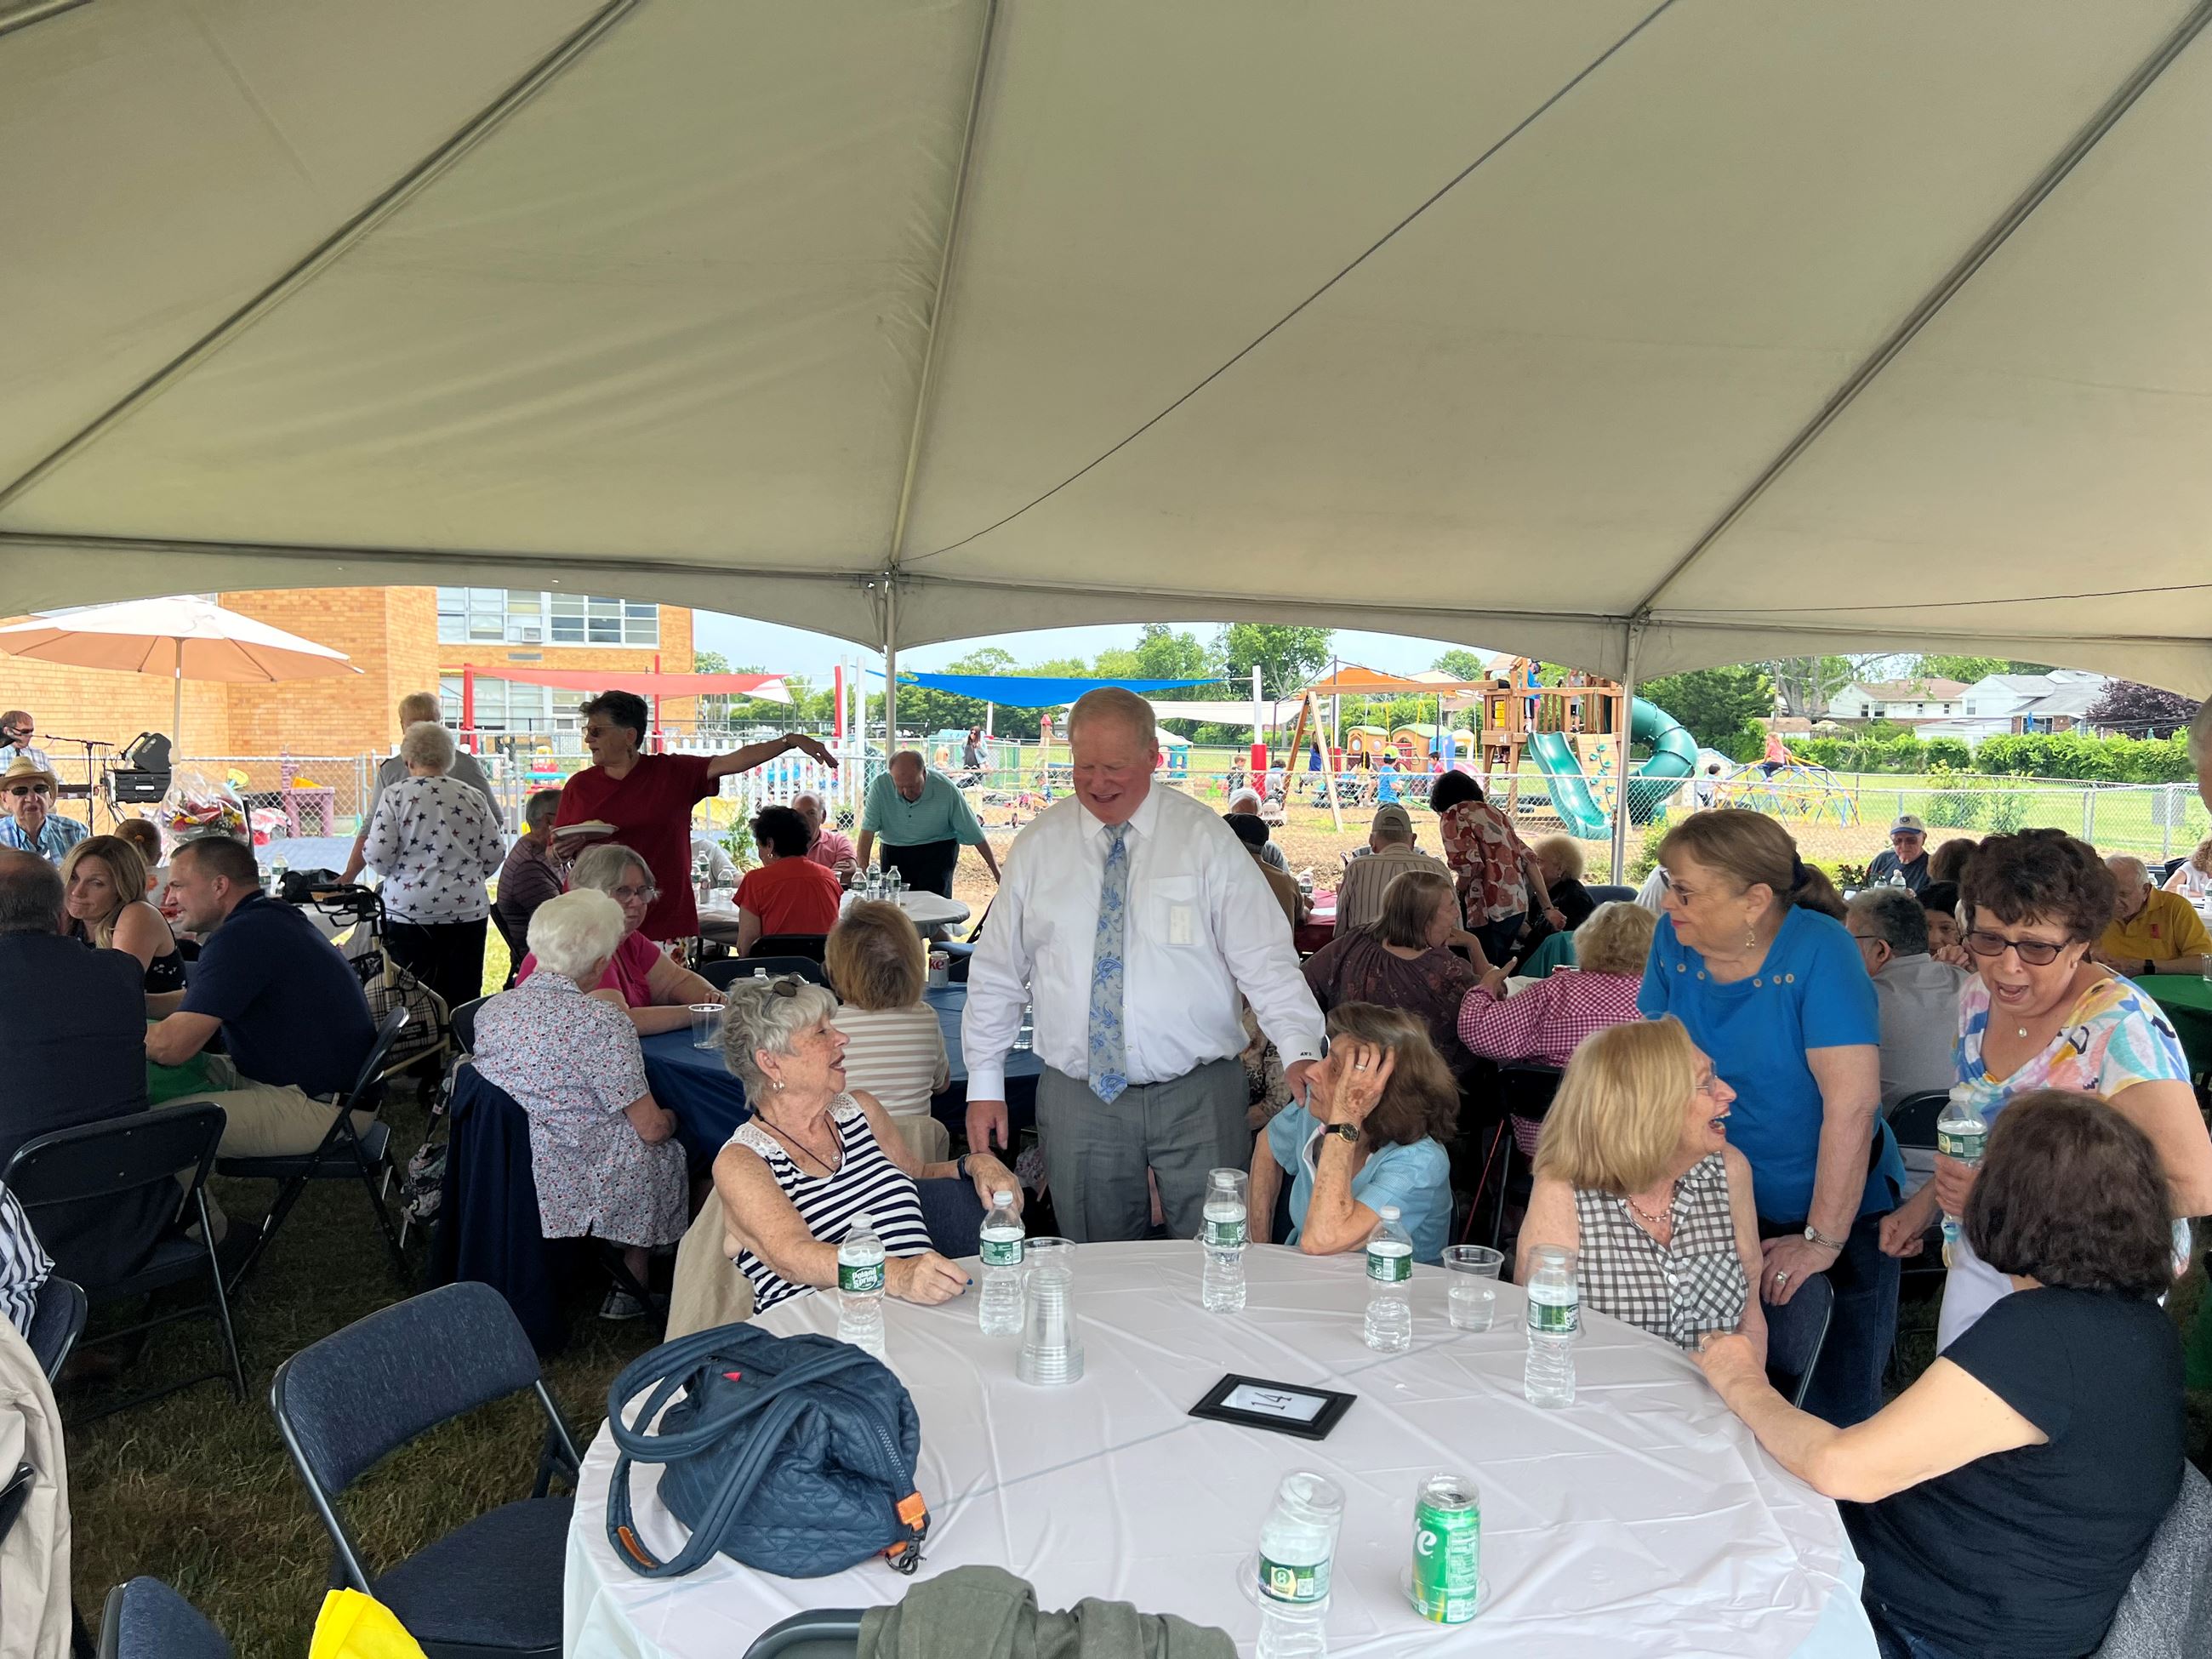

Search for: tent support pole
xmin=1611 ymin=622 xmax=1644 ymax=885
xmin=0 ymin=0 xmax=638 ymax=519
xmin=1630 ymin=0 xmax=2212 ymax=619
xmin=882 ymin=582 xmax=899 ymax=762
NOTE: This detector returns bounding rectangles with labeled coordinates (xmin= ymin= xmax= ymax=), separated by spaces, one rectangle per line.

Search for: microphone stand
xmin=44 ymin=736 xmax=112 ymax=832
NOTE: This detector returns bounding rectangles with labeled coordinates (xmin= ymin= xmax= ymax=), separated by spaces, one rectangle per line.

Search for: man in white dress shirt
xmin=964 ymin=689 xmax=1325 ymax=1242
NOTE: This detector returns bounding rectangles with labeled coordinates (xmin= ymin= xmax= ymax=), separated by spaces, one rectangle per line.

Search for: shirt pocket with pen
xmin=1143 ymin=875 xmax=1203 ymax=949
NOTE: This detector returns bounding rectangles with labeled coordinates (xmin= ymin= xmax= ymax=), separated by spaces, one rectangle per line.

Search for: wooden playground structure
xmin=1474 ymin=658 xmax=1630 ymax=818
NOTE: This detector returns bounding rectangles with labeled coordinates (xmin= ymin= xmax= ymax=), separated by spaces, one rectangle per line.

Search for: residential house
xmin=1956 ymin=670 xmax=2112 ymax=738
xmin=1825 ymin=679 xmax=1970 ymax=726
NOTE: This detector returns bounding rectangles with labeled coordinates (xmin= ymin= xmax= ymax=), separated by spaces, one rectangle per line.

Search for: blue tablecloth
xmin=640 ymin=984 xmax=1045 ymax=1157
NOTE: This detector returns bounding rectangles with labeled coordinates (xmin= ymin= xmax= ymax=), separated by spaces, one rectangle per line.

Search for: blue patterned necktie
xmin=1086 ymin=824 xmax=1130 ymax=1103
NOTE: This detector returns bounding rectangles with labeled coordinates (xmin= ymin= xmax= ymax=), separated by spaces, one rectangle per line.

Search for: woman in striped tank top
xmin=711 ymin=975 xmax=1020 ymax=1316
xmin=1517 ymin=1018 xmax=1770 ymax=1359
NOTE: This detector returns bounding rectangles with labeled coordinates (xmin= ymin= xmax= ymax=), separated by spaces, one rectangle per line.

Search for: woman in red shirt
xmin=735 ymin=806 xmax=843 ymax=954
xmin=555 ymin=690 xmax=835 ymax=941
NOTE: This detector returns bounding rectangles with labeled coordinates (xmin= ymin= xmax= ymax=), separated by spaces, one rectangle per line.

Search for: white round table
xmin=564 ymin=1243 xmax=1873 ymax=1657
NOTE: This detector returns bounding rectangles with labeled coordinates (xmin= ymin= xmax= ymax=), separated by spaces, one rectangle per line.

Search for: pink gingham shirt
xmin=1457 ymin=971 xmax=1643 ymax=1070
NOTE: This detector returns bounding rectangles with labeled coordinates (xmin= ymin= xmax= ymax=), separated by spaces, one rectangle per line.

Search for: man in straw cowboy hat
xmin=0 ymin=755 xmax=85 ymax=864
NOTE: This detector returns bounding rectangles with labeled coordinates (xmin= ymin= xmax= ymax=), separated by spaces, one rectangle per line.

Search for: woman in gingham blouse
xmin=1516 ymin=1018 xmax=1768 ymax=1358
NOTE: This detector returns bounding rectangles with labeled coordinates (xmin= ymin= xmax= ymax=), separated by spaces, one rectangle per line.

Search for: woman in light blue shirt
xmin=1250 ymin=1002 xmax=1456 ymax=1264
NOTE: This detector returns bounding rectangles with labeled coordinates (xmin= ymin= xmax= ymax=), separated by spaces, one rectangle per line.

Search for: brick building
xmin=0 ymin=587 xmax=694 ymax=781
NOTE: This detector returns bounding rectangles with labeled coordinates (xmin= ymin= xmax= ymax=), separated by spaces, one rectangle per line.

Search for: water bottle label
xmin=1527 ymin=1297 xmax=1578 ymax=1336
xmin=1206 ymin=1217 xmax=1247 ymax=1248
xmin=838 ymin=1260 xmax=884 ymax=1294
xmin=1936 ymin=1126 xmax=1985 ymax=1162
xmin=1258 ymin=1555 xmax=1330 ymax=1605
xmin=980 ymin=1236 xmax=1023 ymax=1268
xmin=1367 ymin=1246 xmax=1411 ymax=1284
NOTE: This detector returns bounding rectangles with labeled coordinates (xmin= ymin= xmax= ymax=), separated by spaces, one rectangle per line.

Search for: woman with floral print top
xmin=1427 ymin=769 xmax=1559 ymax=966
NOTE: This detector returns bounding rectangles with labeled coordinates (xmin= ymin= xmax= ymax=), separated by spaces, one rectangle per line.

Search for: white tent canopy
xmin=4 ymin=0 xmax=2210 ymax=689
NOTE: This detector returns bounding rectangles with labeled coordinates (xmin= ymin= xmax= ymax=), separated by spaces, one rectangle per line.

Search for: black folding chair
xmin=1764 ymin=1273 xmax=1834 ymax=1409
xmin=744 ymin=1610 xmax=863 ymax=1659
xmin=449 ymin=995 xmax=491 ymax=1058
xmin=700 ymin=955 xmax=826 ymax=990
xmin=24 ymin=1276 xmax=85 ymax=1385
xmin=216 ymin=1006 xmax=413 ymax=1295
xmin=490 ymin=909 xmax=529 ymax=991
xmin=5 ymin=1103 xmax=242 ymax=1418
xmin=747 ymin=933 xmax=829 ymax=962
xmin=1583 ymin=884 xmax=1637 ymax=904
xmin=1479 ymin=1063 xmax=1564 ymax=1251
xmin=271 ymin=1282 xmax=581 ymax=1658
xmin=1886 ymin=1089 xmax=1948 ymax=1153
xmin=99 ymin=1576 xmax=234 ymax=1658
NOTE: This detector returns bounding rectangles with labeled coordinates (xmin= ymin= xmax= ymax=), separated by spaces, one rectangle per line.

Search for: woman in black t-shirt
xmin=1696 ymin=1089 xmax=2185 ymax=1659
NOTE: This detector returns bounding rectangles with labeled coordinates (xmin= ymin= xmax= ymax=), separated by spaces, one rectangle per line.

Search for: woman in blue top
xmin=1639 ymin=809 xmax=1904 ymax=1427
xmin=1249 ymin=1003 xmax=1455 ymax=1263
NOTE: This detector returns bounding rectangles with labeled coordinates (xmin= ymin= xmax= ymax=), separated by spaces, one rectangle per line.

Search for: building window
xmin=439 ymin=588 xmax=658 ymax=647
xmin=438 ymin=674 xmax=568 ymax=733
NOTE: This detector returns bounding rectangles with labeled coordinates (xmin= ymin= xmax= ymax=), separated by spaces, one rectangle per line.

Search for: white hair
xmin=571 ymin=841 xmax=651 ymax=896
xmin=522 ymin=790 xmax=562 ymax=832
xmin=2106 ymin=853 xmax=2150 ymax=887
xmin=400 ymin=720 xmax=456 ymax=773
xmin=1226 ymin=786 xmax=1263 ymax=812
xmin=2191 ymin=699 xmax=2212 ymax=772
xmin=1068 ymin=687 xmax=1157 ymax=754
xmin=720 ymin=975 xmax=840 ymax=1090
xmin=525 ymin=888 xmax=626 ymax=983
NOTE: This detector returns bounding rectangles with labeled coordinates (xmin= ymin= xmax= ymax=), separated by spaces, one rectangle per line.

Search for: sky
xmin=690 ymin=613 xmax=1494 ymax=684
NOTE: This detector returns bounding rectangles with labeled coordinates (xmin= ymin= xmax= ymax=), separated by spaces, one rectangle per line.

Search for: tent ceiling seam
xmin=0 ymin=0 xmax=91 ymax=43
xmin=1628 ymin=0 xmax=2212 ymax=621
xmin=883 ymin=0 xmax=1001 ymax=580
xmin=898 ymin=0 xmax=1679 ymax=569
xmin=0 ymin=0 xmax=637 ymax=520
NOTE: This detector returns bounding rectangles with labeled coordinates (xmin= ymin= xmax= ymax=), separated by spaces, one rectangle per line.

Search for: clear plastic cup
xmin=1442 ymin=1245 xmax=1504 ymax=1331
xmin=689 ymin=1002 xmax=723 ymax=1049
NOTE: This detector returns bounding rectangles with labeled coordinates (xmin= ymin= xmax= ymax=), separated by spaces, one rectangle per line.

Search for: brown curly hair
xmin=1958 ymin=828 xmax=2117 ymax=944
xmin=1326 ymin=1002 xmax=1459 ymax=1150
xmin=1966 ymin=1090 xmax=2175 ymax=1299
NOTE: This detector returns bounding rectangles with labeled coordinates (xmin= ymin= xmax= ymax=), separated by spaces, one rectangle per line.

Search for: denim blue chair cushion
xmin=371 ymin=1497 xmax=573 ymax=1650
xmin=24 ymin=1277 xmax=84 ymax=1385
xmin=102 ymin=1576 xmax=231 ymax=1659
xmin=915 ymin=1177 xmax=983 ymax=1259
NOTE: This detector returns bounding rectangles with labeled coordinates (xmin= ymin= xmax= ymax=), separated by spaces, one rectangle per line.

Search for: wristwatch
xmin=1803 ymin=1224 xmax=1846 ymax=1251
xmin=1322 ymin=1122 xmax=1359 ymax=1146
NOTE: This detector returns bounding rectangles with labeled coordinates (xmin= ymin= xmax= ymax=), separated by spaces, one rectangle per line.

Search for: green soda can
xmin=1411 ymin=1472 xmax=1480 ymax=1624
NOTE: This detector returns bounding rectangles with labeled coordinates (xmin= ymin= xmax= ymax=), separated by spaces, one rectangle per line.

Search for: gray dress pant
xmin=1035 ymin=1058 xmax=1248 ymax=1242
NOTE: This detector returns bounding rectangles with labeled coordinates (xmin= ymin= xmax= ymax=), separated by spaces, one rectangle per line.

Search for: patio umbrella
xmin=0 ymin=596 xmax=360 ymax=751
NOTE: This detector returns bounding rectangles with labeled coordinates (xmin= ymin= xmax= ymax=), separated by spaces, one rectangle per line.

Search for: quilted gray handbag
xmin=605 ymin=1324 xmax=930 ymax=1579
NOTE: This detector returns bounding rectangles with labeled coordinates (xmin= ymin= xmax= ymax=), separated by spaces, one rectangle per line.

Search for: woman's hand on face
xmin=888 ymin=1251 xmax=970 ymax=1305
xmin=1931 ymin=1153 xmax=1980 ymax=1217
xmin=969 ymin=1155 xmax=1020 ymax=1213
xmin=1320 ymin=1040 xmax=1394 ymax=1126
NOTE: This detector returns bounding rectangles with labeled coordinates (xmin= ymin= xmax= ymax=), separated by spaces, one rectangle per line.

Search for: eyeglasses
xmin=610 ymin=883 xmax=658 ymax=904
xmin=5 ymin=784 xmax=48 ymax=798
xmin=1963 ymin=929 xmax=2066 ymax=966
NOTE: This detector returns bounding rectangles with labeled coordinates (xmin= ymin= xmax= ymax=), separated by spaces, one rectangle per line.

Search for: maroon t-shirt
xmin=556 ymin=753 xmax=715 ymax=940
xmin=735 ymin=858 xmax=842 ymax=938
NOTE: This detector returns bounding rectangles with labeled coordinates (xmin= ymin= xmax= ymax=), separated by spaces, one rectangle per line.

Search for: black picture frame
xmin=1188 ymin=1374 xmax=1355 ymax=1441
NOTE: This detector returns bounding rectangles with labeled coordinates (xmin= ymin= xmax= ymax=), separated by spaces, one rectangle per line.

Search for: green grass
xmin=64 ymin=1077 xmax=664 ymax=1656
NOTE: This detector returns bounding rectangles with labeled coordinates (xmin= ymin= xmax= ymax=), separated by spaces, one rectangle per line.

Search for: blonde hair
xmin=1373 ymin=867 xmax=1455 ymax=949
xmin=1532 ymin=835 xmax=1585 ymax=881
xmin=1574 ymin=901 xmax=1656 ymax=977
xmin=60 ymin=835 xmax=150 ymax=948
xmin=825 ymin=900 xmax=926 ymax=1011
xmin=397 ymin=691 xmax=441 ymax=727
xmin=1067 ymin=687 xmax=1158 ymax=755
xmin=1534 ymin=1017 xmax=1700 ymax=1194
xmin=2191 ymin=835 xmax=2212 ymax=877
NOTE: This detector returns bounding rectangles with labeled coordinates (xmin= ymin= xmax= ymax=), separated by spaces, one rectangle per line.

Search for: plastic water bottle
xmin=268 ymin=852 xmax=288 ymax=896
xmin=1523 ymin=1243 xmax=1578 ymax=1407
xmin=1200 ymin=1168 xmax=1248 ymax=1314
xmin=835 ymin=1214 xmax=887 ymax=1357
xmin=1936 ymin=1093 xmax=1988 ymax=1267
xmin=978 ymin=1190 xmax=1025 ymax=1337
xmin=1363 ymin=1204 xmax=1414 ymax=1353
xmin=1256 ymin=1471 xmax=1343 ymax=1659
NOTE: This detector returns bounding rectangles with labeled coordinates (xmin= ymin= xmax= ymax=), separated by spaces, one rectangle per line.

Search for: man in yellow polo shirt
xmin=2095 ymin=853 xmax=2209 ymax=978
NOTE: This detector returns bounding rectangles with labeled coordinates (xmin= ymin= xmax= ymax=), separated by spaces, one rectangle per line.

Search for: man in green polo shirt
xmin=855 ymin=750 xmax=1001 ymax=897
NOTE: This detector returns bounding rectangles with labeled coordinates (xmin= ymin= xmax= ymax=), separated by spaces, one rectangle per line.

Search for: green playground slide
xmin=1525 ymin=698 xmax=1700 ymax=837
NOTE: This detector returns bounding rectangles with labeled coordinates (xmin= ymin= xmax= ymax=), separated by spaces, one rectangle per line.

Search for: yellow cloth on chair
xmin=309 ymin=1591 xmax=428 ymax=1659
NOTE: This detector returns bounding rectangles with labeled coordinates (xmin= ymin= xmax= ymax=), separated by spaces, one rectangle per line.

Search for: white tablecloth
xmin=698 ymin=888 xmax=970 ymax=945
xmin=565 ymin=1243 xmax=1874 ymax=1658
